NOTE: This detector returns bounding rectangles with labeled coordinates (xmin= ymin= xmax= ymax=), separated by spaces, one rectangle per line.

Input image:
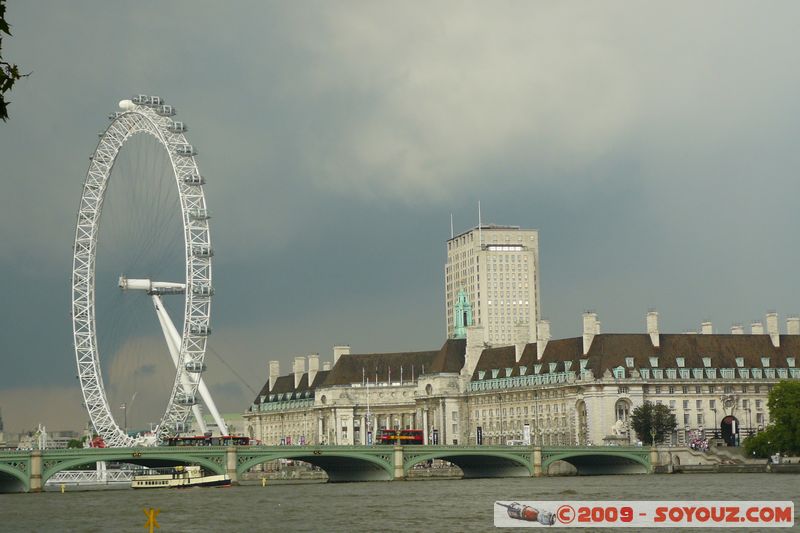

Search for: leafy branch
xmin=0 ymin=0 xmax=30 ymax=122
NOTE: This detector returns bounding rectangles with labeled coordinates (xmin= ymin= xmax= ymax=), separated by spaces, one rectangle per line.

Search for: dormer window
xmin=505 ymin=367 xmax=513 ymax=378
xmin=534 ymin=364 xmax=542 ymax=374
xmin=478 ymin=371 xmax=486 ymax=380
xmin=549 ymin=362 xmax=557 ymax=373
xmin=519 ymin=365 xmax=527 ymax=375
xmin=613 ymin=366 xmax=625 ymax=379
xmin=649 ymin=357 xmax=659 ymax=368
xmin=735 ymin=357 xmax=744 ymax=368
xmin=491 ymin=369 xmax=500 ymax=379
xmin=579 ymin=359 xmax=588 ymax=370
xmin=702 ymin=357 xmax=711 ymax=368
xmin=625 ymin=357 xmax=634 ymax=368
xmin=788 ymin=357 xmax=796 ymax=368
xmin=564 ymin=361 xmax=572 ymax=371
xmin=761 ymin=357 xmax=770 ymax=368
xmin=676 ymin=357 xmax=685 ymax=368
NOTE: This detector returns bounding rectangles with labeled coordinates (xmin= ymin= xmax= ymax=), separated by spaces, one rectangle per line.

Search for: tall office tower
xmin=445 ymin=224 xmax=540 ymax=345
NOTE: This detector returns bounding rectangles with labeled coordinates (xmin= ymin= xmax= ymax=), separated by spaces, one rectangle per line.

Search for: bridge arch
xmin=237 ymin=450 xmax=394 ymax=482
xmin=542 ymin=450 xmax=649 ymax=476
xmin=0 ymin=463 xmax=29 ymax=492
xmin=41 ymin=452 xmax=226 ymax=485
xmin=404 ymin=450 xmax=532 ymax=478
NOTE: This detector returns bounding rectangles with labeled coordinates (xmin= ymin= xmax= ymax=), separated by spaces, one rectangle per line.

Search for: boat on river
xmin=131 ymin=465 xmax=230 ymax=489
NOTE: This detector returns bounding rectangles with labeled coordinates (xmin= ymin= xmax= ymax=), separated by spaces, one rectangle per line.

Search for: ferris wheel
xmin=71 ymin=95 xmax=227 ymax=447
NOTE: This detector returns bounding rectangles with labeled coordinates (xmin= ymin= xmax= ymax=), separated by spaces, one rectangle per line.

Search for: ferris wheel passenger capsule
xmin=148 ymin=96 xmax=163 ymax=106
xmin=183 ymin=173 xmax=205 ymax=185
xmin=189 ymin=324 xmax=211 ymax=336
xmin=175 ymin=144 xmax=197 ymax=156
xmin=175 ymin=393 xmax=197 ymax=406
xmin=188 ymin=208 xmax=210 ymax=220
xmin=168 ymin=121 xmax=188 ymax=133
xmin=131 ymin=94 xmax=149 ymax=105
xmin=185 ymin=361 xmax=207 ymax=373
xmin=193 ymin=246 xmax=214 ymax=258
xmin=156 ymin=105 xmax=176 ymax=117
xmin=192 ymin=284 xmax=215 ymax=297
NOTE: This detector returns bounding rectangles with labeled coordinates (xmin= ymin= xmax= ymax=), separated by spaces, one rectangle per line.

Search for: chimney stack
xmin=536 ymin=320 xmax=551 ymax=360
xmin=333 ymin=345 xmax=350 ymax=366
xmin=787 ymin=316 xmax=800 ymax=335
xmin=293 ymin=356 xmax=306 ymax=389
xmin=730 ymin=324 xmax=744 ymax=335
xmin=647 ymin=310 xmax=660 ymax=347
xmin=269 ymin=360 xmax=280 ymax=392
xmin=322 ymin=362 xmax=332 ymax=371
xmin=700 ymin=321 xmax=713 ymax=335
xmin=583 ymin=312 xmax=598 ymax=355
xmin=307 ymin=353 xmax=320 ymax=385
xmin=766 ymin=312 xmax=780 ymax=347
xmin=751 ymin=321 xmax=764 ymax=335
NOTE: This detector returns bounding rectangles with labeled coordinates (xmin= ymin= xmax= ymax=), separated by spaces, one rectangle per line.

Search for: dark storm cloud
xmin=1 ymin=1 xmax=800 ymax=432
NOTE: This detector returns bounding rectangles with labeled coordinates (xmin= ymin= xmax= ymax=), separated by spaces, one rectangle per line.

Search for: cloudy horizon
xmin=1 ymin=1 xmax=799 ymax=435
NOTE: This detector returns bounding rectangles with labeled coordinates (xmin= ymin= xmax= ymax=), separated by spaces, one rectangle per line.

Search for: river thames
xmin=1 ymin=473 xmax=797 ymax=532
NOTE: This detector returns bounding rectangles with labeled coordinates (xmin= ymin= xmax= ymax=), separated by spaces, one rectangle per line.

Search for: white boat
xmin=131 ymin=465 xmax=230 ymax=489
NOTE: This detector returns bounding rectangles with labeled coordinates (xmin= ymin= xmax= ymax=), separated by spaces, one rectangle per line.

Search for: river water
xmin=1 ymin=474 xmax=797 ymax=532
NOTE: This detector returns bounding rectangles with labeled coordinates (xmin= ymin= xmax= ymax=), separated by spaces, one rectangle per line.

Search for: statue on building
xmin=611 ymin=419 xmax=626 ymax=437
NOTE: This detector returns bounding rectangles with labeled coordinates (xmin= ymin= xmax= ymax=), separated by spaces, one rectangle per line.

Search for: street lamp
xmin=712 ymin=407 xmax=717 ymax=439
xmin=746 ymin=408 xmax=752 ymax=436
xmin=650 ymin=409 xmax=656 ymax=446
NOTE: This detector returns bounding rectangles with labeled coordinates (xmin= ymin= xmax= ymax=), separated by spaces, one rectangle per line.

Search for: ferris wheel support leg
xmin=151 ymin=296 xmax=209 ymax=435
xmin=152 ymin=296 xmax=229 ymax=435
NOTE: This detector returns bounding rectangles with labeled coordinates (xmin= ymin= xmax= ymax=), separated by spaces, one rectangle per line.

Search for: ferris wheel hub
xmin=118 ymin=276 xmax=186 ymax=295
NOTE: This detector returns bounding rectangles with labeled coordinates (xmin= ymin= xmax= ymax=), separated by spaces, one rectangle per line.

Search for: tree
xmin=0 ymin=0 xmax=29 ymax=122
xmin=630 ymin=401 xmax=677 ymax=445
xmin=745 ymin=380 xmax=800 ymax=458
xmin=66 ymin=436 xmax=87 ymax=449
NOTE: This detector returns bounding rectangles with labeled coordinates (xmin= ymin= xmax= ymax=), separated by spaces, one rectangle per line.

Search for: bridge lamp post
xmin=649 ymin=410 xmax=656 ymax=446
xmin=712 ymin=407 xmax=717 ymax=439
xmin=497 ymin=394 xmax=504 ymax=444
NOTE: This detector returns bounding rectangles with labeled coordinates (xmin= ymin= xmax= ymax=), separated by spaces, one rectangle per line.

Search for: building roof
xmin=429 ymin=338 xmax=466 ymax=373
xmin=251 ymin=369 xmax=330 ymax=406
xmin=251 ymin=339 xmax=467 ymax=405
xmin=323 ymin=349 xmax=439 ymax=386
xmin=471 ymin=333 xmax=800 ymax=381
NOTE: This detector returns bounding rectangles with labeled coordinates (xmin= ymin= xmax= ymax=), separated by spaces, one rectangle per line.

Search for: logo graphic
xmin=496 ymin=502 xmax=556 ymax=525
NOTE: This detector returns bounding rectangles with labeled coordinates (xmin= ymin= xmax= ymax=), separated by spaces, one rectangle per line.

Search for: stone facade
xmin=244 ymin=312 xmax=799 ymax=448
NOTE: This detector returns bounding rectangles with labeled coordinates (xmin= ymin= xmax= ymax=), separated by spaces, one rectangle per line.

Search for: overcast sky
xmin=1 ymin=1 xmax=799 ymax=434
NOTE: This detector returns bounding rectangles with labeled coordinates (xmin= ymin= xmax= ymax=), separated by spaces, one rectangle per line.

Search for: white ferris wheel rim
xmin=71 ymin=95 xmax=212 ymax=447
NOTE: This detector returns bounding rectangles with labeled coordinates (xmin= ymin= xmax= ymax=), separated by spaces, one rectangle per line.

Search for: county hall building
xmin=244 ymin=225 xmax=800 ymax=449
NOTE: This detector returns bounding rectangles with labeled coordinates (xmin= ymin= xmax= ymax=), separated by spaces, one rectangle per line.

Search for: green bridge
xmin=0 ymin=445 xmax=656 ymax=493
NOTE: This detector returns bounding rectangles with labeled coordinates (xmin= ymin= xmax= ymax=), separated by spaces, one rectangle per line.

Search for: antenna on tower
xmin=478 ymin=201 xmax=483 ymax=246
xmin=450 ymin=212 xmax=454 ymax=239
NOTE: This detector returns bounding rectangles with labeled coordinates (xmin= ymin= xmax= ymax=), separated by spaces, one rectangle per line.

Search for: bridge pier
xmin=393 ymin=446 xmax=405 ymax=480
xmin=226 ymin=447 xmax=239 ymax=485
xmin=30 ymin=450 xmax=42 ymax=493
xmin=533 ymin=446 xmax=542 ymax=477
xmin=650 ymin=447 xmax=659 ymax=473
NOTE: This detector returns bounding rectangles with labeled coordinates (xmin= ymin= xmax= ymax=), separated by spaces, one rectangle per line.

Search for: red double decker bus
xmin=377 ymin=429 xmax=424 ymax=445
